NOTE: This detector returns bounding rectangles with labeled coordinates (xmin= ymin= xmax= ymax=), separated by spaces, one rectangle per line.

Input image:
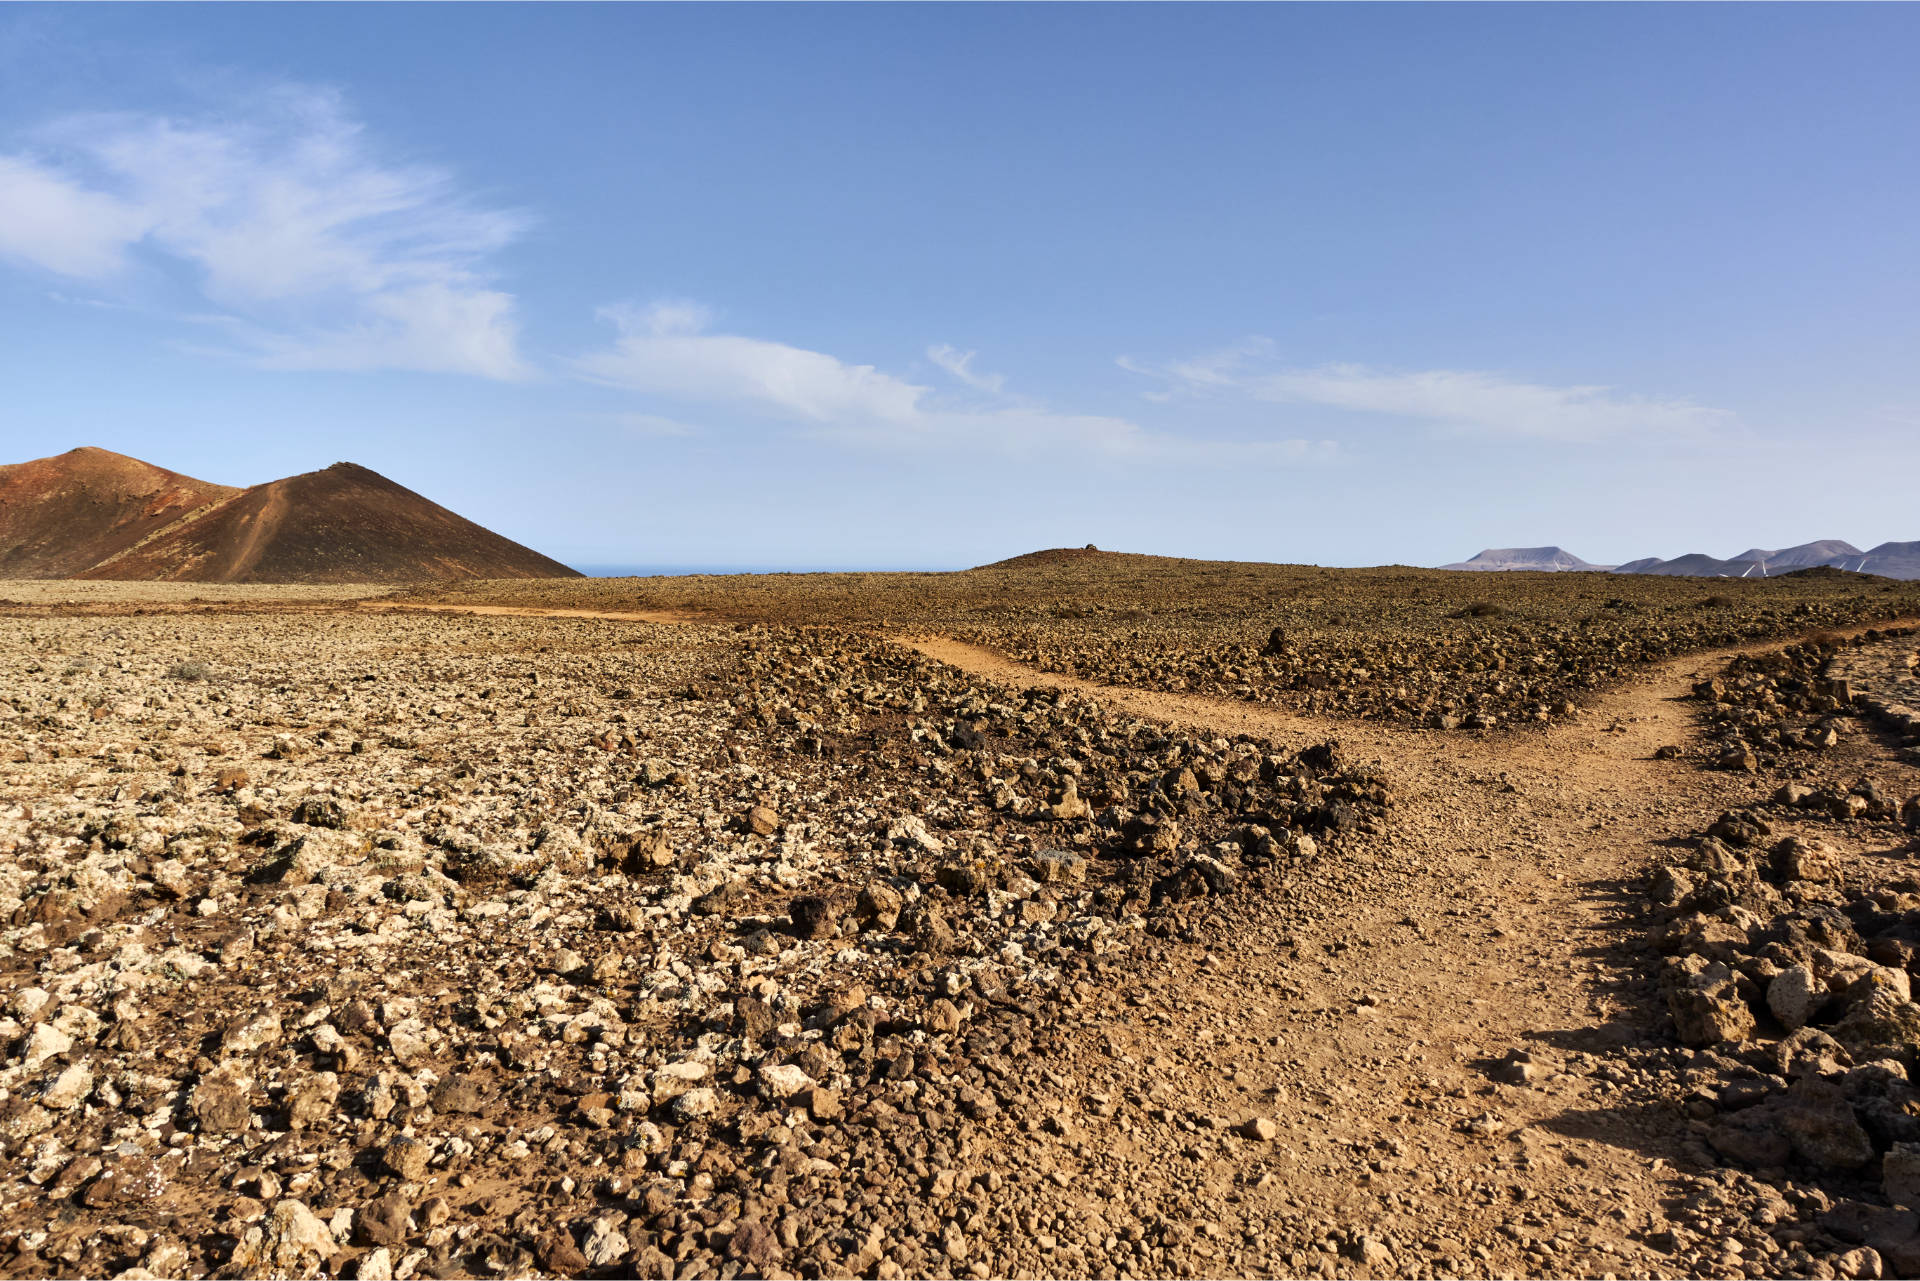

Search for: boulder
xmin=1779 ymin=1077 xmax=1877 ymax=1171
xmin=649 ymin=1060 xmax=707 ymax=1104
xmin=381 ymin=1136 xmax=432 ymax=1183
xmin=789 ymin=895 xmax=839 ymax=940
xmin=1769 ymin=965 xmax=1826 ymax=1032
xmin=1771 ymin=836 xmax=1838 ymax=884
xmin=40 ymin=1062 xmax=94 ymax=1111
xmin=230 ymin=1199 xmax=338 ymax=1277
xmin=733 ymin=995 xmax=775 ymax=1041
xmin=581 ymin=1217 xmax=630 ymax=1268
xmin=1655 ymin=913 xmax=1751 ymax=961
xmin=1708 ymin=1107 xmax=1792 ymax=1167
xmin=756 ymin=1063 xmax=814 ymax=1099
xmin=671 ymin=1087 xmax=718 ymax=1120
xmin=1771 ymin=1027 xmax=1854 ymax=1080
xmin=1648 ymin=866 xmax=1698 ymax=909
xmin=1663 ymin=957 xmax=1756 ymax=1046
xmin=285 ymin=1072 xmax=340 ymax=1130
xmin=1834 ymin=989 xmax=1920 ymax=1066
xmin=1886 ymin=1143 xmax=1920 ymax=1209
xmin=191 ymin=1064 xmax=253 ymax=1135
xmin=855 ymin=881 xmax=903 ymax=930
xmin=355 ymin=1193 xmax=413 ymax=1247
xmin=429 ymin=1074 xmax=483 ymax=1115
xmin=1029 ymin=849 xmax=1087 ymax=885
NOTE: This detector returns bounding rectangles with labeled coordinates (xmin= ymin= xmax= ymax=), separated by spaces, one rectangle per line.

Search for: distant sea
xmin=570 ymin=563 xmax=954 ymax=578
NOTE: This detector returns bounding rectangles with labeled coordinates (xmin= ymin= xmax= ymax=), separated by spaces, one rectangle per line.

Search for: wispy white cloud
xmin=0 ymin=155 xmax=151 ymax=277
xmin=1123 ymin=340 xmax=1732 ymax=443
xmin=811 ymin=406 xmax=1334 ymax=464
xmin=574 ymin=303 xmax=1329 ymax=464
xmin=47 ymin=290 xmax=138 ymax=312
xmin=926 ymin=343 xmax=1005 ymax=394
xmin=576 ymin=301 xmax=926 ymax=423
xmin=0 ymin=87 xmax=530 ymax=379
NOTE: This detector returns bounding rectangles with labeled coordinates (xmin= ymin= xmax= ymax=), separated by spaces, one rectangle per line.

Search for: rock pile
xmin=1831 ymin=634 xmax=1920 ymax=750
xmin=977 ymin=603 xmax=1914 ymax=732
xmin=409 ymin=557 xmax=1920 ymax=733
xmin=1637 ymin=636 xmax=1920 ymax=1277
xmin=0 ymin=609 xmax=1382 ymax=1278
xmin=1692 ymin=630 xmax=1918 ymax=773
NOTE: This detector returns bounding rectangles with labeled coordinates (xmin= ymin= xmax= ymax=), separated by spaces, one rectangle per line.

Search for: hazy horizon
xmin=4 ymin=5 xmax=1918 ymax=570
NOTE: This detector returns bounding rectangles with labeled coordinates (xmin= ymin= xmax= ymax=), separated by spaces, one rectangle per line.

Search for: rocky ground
xmin=405 ymin=554 xmax=1920 ymax=731
xmin=0 ymin=606 xmax=1383 ymax=1280
xmin=4 ymin=583 xmax=1920 ymax=1281
xmin=1632 ymin=630 xmax=1920 ymax=1278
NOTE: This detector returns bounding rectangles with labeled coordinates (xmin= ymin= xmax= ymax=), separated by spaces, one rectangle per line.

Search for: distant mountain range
xmin=0 ymin=447 xmax=581 ymax=583
xmin=1440 ymin=547 xmax=1607 ymax=573
xmin=1443 ymin=540 xmax=1920 ymax=580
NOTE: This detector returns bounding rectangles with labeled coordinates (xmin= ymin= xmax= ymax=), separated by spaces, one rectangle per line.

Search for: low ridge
xmin=1729 ymin=538 xmax=1863 ymax=570
xmin=1618 ymin=552 xmax=1768 ymax=578
xmin=2 ymin=449 xmax=580 ymax=583
xmin=1848 ymin=541 xmax=1920 ymax=579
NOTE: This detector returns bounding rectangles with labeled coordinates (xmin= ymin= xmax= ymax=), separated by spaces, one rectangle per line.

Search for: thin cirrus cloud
xmin=572 ymin=302 xmax=1327 ymax=463
xmin=1125 ymin=341 xmax=1733 ymax=443
xmin=0 ymin=154 xmax=152 ymax=277
xmin=576 ymin=301 xmax=928 ymax=425
xmin=925 ymin=343 xmax=1005 ymax=395
xmin=0 ymin=87 xmax=530 ymax=379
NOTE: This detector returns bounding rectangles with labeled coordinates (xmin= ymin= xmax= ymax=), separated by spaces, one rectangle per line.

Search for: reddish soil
xmin=80 ymin=463 xmax=581 ymax=584
xmin=0 ymin=449 xmax=580 ymax=584
xmin=0 ymin=448 xmax=238 ymax=579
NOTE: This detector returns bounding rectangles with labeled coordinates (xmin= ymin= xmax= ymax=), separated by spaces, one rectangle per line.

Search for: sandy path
xmin=899 ymin=632 xmax=1742 ymax=1277
xmin=358 ymin=600 xmax=1911 ymax=1276
xmin=892 ymin=630 xmax=1920 ymax=1278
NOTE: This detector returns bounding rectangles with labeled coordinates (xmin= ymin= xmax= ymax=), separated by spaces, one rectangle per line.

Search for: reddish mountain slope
xmin=2 ymin=449 xmax=580 ymax=583
xmin=0 ymin=447 xmax=240 ymax=578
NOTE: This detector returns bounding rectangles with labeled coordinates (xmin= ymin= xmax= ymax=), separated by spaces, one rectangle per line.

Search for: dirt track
xmin=333 ymin=601 xmax=1919 ymax=1276
xmin=899 ymin=633 xmax=1775 ymax=1276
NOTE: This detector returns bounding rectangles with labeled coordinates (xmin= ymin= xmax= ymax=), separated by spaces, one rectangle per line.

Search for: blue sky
xmin=2 ymin=4 xmax=1917 ymax=571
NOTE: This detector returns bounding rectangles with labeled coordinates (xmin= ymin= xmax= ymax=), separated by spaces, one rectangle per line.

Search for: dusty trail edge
xmin=893 ymin=621 xmax=1919 ymax=1279
xmin=374 ymin=599 xmax=1918 ymax=1277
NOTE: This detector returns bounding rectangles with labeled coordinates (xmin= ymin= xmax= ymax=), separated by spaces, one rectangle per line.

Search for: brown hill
xmin=974 ymin=545 xmax=1141 ymax=571
xmin=2 ymin=448 xmax=580 ymax=583
xmin=972 ymin=546 xmax=1279 ymax=573
xmin=0 ymin=447 xmax=240 ymax=578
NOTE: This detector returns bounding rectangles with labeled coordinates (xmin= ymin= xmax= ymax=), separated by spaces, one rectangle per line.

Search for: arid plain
xmin=6 ymin=557 xmax=1920 ymax=1281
